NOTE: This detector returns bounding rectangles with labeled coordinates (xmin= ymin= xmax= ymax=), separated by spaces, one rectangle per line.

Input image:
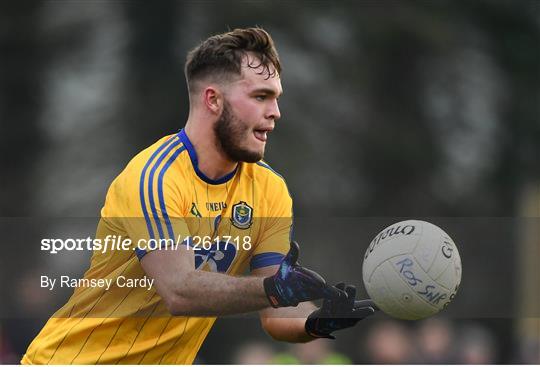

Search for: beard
xmin=214 ymin=101 xmax=263 ymax=163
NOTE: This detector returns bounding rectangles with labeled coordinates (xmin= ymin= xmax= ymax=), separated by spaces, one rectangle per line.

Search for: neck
xmin=184 ymin=117 xmax=238 ymax=180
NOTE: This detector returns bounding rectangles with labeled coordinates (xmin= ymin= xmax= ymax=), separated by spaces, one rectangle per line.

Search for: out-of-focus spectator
xmin=0 ymin=323 xmax=17 ymax=363
xmin=363 ymin=320 xmax=416 ymax=363
xmin=15 ymin=270 xmax=55 ymax=315
xmin=272 ymin=338 xmax=351 ymax=364
xmin=415 ymin=318 xmax=456 ymax=363
xmin=517 ymin=337 xmax=540 ymax=364
xmin=456 ymin=323 xmax=497 ymax=364
xmin=233 ymin=341 xmax=276 ymax=364
xmin=7 ymin=270 xmax=56 ymax=357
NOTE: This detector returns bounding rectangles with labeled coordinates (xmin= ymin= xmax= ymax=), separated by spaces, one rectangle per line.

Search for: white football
xmin=362 ymin=220 xmax=462 ymax=320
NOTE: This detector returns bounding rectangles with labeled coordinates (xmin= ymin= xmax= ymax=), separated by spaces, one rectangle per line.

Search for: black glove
xmin=305 ymin=283 xmax=378 ymax=339
xmin=263 ymin=241 xmax=344 ymax=308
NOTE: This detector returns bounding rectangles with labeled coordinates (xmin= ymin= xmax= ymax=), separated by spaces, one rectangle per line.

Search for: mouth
xmin=253 ymin=127 xmax=273 ymax=142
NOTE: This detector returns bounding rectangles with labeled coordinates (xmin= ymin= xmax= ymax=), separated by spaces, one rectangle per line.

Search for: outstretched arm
xmin=140 ymin=241 xmax=341 ymax=316
xmin=255 ymin=270 xmax=379 ymax=342
xmin=142 ymin=245 xmax=268 ymax=315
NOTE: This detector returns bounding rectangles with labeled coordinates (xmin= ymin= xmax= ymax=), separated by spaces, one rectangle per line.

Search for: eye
xmin=255 ymin=95 xmax=266 ymax=101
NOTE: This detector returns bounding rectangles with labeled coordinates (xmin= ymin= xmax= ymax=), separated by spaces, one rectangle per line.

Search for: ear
xmin=202 ymin=86 xmax=222 ymax=115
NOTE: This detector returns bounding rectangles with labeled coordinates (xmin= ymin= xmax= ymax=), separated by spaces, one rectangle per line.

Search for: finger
xmin=283 ymin=241 xmax=300 ymax=265
xmin=330 ymin=283 xmax=350 ymax=297
xmin=351 ymin=306 xmax=376 ymax=320
xmin=344 ymin=284 xmax=356 ymax=300
xmin=334 ymin=283 xmax=347 ymax=311
xmin=354 ymin=299 xmax=379 ymax=311
xmin=344 ymin=284 xmax=357 ymax=309
xmin=323 ymin=284 xmax=347 ymax=300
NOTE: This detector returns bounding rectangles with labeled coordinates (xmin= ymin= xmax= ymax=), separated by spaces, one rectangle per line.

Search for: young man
xmin=22 ymin=28 xmax=376 ymax=364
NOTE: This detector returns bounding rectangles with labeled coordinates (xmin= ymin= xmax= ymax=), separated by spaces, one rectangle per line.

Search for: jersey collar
xmin=178 ymin=129 xmax=238 ymax=185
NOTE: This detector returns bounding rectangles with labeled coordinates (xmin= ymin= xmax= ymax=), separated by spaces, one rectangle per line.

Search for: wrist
xmin=304 ymin=317 xmax=335 ymax=339
xmin=263 ymin=276 xmax=281 ymax=308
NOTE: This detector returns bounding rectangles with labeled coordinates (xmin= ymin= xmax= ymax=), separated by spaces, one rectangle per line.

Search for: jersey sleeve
xmin=249 ymin=179 xmax=293 ymax=271
xmin=101 ymin=136 xmax=191 ymax=260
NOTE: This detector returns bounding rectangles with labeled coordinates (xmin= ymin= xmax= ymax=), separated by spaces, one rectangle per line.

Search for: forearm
xmin=166 ymin=270 xmax=269 ymax=316
xmin=260 ymin=301 xmax=318 ymax=343
xmin=263 ymin=317 xmax=314 ymax=343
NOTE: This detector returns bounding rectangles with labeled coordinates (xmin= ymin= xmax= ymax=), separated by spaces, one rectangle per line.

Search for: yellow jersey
xmin=22 ymin=129 xmax=293 ymax=364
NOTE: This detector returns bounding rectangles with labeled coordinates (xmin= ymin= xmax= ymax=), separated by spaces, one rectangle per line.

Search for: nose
xmin=266 ymin=100 xmax=281 ymax=121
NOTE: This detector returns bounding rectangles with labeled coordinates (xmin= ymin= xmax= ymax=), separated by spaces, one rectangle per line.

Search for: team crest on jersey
xmin=231 ymin=201 xmax=253 ymax=229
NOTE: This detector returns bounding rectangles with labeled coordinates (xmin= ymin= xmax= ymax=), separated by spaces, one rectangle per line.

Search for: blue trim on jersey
xmin=148 ymin=139 xmax=183 ymax=240
xmin=250 ymin=252 xmax=285 ymax=271
xmin=213 ymin=215 xmax=222 ymax=232
xmin=158 ymin=145 xmax=186 ymax=240
xmin=179 ymin=129 xmax=238 ymax=185
xmin=139 ymin=135 xmax=180 ymax=240
xmin=135 ymin=247 xmax=147 ymax=260
xmin=256 ymin=161 xmax=283 ymax=179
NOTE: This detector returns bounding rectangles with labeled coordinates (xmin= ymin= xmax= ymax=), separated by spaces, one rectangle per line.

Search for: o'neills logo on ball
xmin=365 ymin=224 xmax=416 ymax=260
xmin=231 ymin=201 xmax=253 ymax=229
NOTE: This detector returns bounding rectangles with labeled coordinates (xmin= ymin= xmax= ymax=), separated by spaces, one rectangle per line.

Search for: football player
xmin=22 ymin=27 xmax=376 ymax=364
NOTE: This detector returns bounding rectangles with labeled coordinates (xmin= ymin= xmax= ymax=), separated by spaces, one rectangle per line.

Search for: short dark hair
xmin=185 ymin=27 xmax=281 ymax=94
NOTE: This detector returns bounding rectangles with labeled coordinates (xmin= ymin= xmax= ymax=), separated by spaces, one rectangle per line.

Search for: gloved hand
xmin=263 ymin=241 xmax=344 ymax=308
xmin=305 ymin=283 xmax=378 ymax=339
